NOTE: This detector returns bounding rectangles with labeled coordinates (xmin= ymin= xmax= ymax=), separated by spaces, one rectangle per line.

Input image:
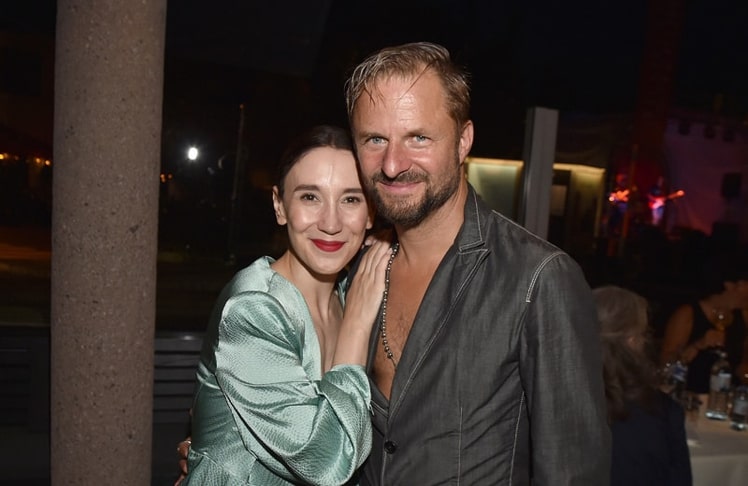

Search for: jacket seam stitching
xmin=509 ymin=392 xmax=524 ymax=484
xmin=525 ymin=251 xmax=563 ymax=302
xmin=458 ymin=406 xmax=463 ymax=484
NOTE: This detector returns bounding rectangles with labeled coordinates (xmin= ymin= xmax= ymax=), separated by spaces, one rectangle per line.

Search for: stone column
xmin=51 ymin=1 xmax=166 ymax=484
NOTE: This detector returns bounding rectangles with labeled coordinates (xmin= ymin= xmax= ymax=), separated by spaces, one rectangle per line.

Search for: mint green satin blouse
xmin=183 ymin=257 xmax=372 ymax=485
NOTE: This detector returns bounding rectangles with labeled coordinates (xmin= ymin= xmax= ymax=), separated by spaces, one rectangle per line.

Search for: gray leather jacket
xmin=361 ymin=185 xmax=611 ymax=485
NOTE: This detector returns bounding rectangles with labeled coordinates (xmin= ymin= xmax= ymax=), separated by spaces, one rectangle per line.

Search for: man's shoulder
xmin=461 ymin=187 xmax=574 ymax=268
xmin=485 ymin=210 xmax=564 ymax=257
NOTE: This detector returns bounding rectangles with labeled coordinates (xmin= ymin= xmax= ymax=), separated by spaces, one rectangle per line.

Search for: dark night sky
xmin=162 ymin=0 xmax=748 ymax=164
xmin=2 ymin=0 xmax=748 ymax=163
xmin=161 ymin=0 xmax=748 ymax=112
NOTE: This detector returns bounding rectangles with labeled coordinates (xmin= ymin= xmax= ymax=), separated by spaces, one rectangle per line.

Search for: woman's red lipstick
xmin=312 ymin=239 xmax=344 ymax=252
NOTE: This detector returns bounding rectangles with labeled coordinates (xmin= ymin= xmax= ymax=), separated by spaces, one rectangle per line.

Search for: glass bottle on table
xmin=705 ymin=349 xmax=731 ymax=420
xmin=731 ymin=386 xmax=748 ymax=431
xmin=660 ymin=360 xmax=688 ymax=405
xmin=671 ymin=360 xmax=688 ymax=403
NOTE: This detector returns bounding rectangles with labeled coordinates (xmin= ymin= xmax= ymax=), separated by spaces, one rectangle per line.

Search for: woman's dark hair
xmin=593 ymin=285 xmax=659 ymax=422
xmin=698 ymin=252 xmax=748 ymax=297
xmin=275 ymin=125 xmax=354 ymax=197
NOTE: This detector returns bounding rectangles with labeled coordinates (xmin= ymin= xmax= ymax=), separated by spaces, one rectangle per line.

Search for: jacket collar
xmin=455 ymin=183 xmax=488 ymax=253
xmin=382 ymin=183 xmax=492 ymax=414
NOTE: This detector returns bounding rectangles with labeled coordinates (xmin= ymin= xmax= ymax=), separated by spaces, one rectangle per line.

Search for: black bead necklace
xmin=380 ymin=242 xmax=400 ymax=368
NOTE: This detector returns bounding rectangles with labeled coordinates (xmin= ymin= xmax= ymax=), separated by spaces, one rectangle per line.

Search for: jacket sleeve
xmin=214 ymin=291 xmax=372 ymax=485
xmin=520 ymin=252 xmax=611 ymax=485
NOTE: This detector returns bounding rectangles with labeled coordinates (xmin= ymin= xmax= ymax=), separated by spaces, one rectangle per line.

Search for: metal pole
xmin=227 ymin=103 xmax=246 ymax=264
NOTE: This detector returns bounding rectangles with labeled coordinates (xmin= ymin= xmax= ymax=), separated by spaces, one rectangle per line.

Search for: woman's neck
xmin=271 ymin=251 xmax=338 ymax=319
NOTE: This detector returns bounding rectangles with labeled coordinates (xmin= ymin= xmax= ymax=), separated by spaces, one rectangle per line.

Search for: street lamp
xmin=187 ymin=146 xmax=199 ymax=161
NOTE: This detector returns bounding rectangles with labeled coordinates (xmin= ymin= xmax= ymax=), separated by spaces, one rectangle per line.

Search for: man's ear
xmin=457 ymin=120 xmax=474 ymax=165
xmin=272 ymin=186 xmax=287 ymax=225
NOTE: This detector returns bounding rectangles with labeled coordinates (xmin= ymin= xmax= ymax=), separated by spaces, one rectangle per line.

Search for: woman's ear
xmin=272 ymin=186 xmax=287 ymax=225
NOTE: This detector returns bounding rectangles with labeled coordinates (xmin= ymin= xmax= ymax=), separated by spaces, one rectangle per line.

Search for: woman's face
xmin=273 ymin=147 xmax=372 ymax=277
xmin=626 ymin=326 xmax=648 ymax=352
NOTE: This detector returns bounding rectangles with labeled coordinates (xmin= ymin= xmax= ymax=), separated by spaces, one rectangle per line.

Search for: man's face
xmin=351 ymin=70 xmax=473 ymax=228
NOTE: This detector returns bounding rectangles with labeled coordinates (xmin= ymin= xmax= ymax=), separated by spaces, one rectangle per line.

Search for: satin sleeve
xmin=215 ymin=290 xmax=372 ymax=485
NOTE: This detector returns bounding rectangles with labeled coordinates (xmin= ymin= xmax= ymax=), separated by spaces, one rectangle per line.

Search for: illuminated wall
xmin=465 ymin=157 xmax=605 ymax=256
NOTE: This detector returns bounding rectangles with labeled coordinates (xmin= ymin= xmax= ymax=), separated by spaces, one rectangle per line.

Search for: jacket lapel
xmin=388 ymin=186 xmax=490 ymax=418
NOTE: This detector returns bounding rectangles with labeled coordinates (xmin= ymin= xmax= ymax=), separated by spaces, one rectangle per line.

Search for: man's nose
xmin=381 ymin=142 xmax=410 ymax=179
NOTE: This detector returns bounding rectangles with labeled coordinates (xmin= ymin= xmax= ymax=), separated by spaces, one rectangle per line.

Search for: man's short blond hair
xmin=344 ymin=42 xmax=471 ymax=127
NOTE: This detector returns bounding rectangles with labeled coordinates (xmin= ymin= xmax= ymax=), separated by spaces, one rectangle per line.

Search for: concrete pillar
xmin=519 ymin=106 xmax=558 ymax=239
xmin=51 ymin=1 xmax=166 ymax=484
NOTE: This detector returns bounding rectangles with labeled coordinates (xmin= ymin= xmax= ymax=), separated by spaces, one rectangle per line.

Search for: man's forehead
xmin=356 ymin=71 xmax=441 ymax=110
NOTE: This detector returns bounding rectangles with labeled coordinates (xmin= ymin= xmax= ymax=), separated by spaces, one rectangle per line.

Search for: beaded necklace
xmin=380 ymin=242 xmax=400 ymax=368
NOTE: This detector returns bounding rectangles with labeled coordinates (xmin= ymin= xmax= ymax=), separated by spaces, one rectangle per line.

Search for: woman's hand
xmin=173 ymin=437 xmax=191 ymax=485
xmin=345 ymin=241 xmax=392 ymax=328
xmin=680 ymin=329 xmax=725 ymax=363
xmin=701 ymin=328 xmax=726 ymax=349
xmin=332 ymin=241 xmax=393 ymax=367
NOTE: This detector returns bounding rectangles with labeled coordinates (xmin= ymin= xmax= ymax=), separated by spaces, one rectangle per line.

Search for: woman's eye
xmin=343 ymin=196 xmax=363 ymax=204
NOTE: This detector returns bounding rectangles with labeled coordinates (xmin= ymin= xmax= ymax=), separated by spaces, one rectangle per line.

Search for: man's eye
xmin=300 ymin=193 xmax=317 ymax=201
xmin=414 ymin=135 xmax=428 ymax=142
xmin=369 ymin=136 xmax=385 ymax=145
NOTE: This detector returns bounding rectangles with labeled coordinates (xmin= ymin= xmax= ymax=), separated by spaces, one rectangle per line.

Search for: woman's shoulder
xmin=223 ymin=257 xmax=302 ymax=300
xmin=218 ymin=257 xmax=308 ymax=326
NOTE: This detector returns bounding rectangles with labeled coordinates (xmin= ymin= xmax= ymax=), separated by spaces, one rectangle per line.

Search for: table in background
xmin=686 ymin=394 xmax=748 ymax=486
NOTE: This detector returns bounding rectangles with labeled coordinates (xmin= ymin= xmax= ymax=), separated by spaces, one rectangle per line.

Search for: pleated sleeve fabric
xmin=183 ymin=257 xmax=372 ymax=486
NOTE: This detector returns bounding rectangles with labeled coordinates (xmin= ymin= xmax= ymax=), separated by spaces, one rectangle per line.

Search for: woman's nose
xmin=318 ymin=203 xmax=343 ymax=234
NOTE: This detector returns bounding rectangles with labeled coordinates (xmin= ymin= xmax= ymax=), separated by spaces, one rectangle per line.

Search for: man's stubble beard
xmin=366 ymin=152 xmax=462 ymax=229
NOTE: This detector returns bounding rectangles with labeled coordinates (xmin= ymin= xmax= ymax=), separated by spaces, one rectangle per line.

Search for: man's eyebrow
xmin=355 ymin=130 xmax=385 ymax=140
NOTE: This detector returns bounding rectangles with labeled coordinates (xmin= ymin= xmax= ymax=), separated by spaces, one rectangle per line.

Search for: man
xmin=647 ymin=175 xmax=684 ymax=229
xmin=605 ymin=172 xmax=630 ymax=237
xmin=345 ymin=42 xmax=610 ymax=485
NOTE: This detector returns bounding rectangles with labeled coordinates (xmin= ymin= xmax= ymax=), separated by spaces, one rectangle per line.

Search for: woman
xmin=594 ymin=285 xmax=691 ymax=486
xmin=659 ymin=258 xmax=748 ymax=392
xmin=181 ymin=125 xmax=392 ymax=485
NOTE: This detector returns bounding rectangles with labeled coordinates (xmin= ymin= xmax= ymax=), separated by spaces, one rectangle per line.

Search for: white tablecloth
xmin=686 ymin=395 xmax=748 ymax=486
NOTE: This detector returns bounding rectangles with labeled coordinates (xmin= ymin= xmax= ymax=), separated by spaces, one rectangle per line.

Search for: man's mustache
xmin=371 ymin=171 xmax=427 ymax=185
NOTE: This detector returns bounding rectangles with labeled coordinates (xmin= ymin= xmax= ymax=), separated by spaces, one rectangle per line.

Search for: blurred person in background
xmin=594 ymin=285 xmax=692 ymax=486
xmin=659 ymin=255 xmax=748 ymax=392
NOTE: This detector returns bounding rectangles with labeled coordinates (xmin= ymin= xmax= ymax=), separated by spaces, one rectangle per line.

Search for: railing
xmin=0 ymin=326 xmax=203 ymax=429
